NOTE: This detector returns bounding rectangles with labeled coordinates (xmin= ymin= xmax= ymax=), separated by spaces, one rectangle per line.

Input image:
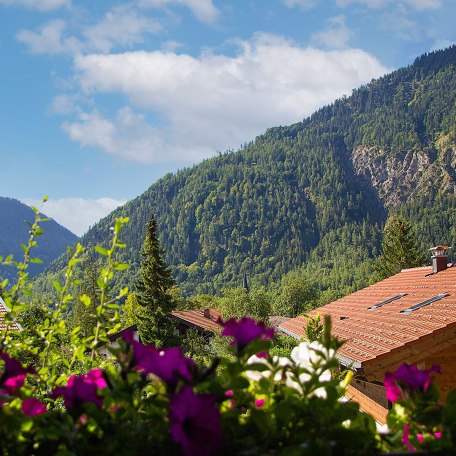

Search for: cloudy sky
xmin=1 ymin=0 xmax=454 ymax=236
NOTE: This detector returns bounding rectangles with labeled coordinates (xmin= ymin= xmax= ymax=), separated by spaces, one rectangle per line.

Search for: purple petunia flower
xmin=384 ymin=363 xmax=441 ymax=402
xmin=0 ymin=351 xmax=35 ymax=394
xmin=219 ymin=317 xmax=274 ymax=351
xmin=52 ymin=369 xmax=107 ymax=409
xmin=22 ymin=397 xmax=47 ymax=416
xmin=169 ymin=386 xmax=222 ymax=456
xmin=124 ymin=331 xmax=194 ymax=387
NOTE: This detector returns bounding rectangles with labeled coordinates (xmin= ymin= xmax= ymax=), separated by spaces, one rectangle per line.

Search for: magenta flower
xmin=384 ymin=373 xmax=403 ymax=402
xmin=0 ymin=351 xmax=34 ymax=394
xmin=52 ymin=369 xmax=107 ymax=409
xmin=124 ymin=331 xmax=194 ymax=387
xmin=402 ymin=425 xmax=416 ymax=451
xmin=220 ymin=317 xmax=274 ymax=351
xmin=384 ymin=363 xmax=440 ymax=402
xmin=255 ymin=398 xmax=265 ymax=408
xmin=22 ymin=398 xmax=47 ymax=416
xmin=169 ymin=386 xmax=222 ymax=456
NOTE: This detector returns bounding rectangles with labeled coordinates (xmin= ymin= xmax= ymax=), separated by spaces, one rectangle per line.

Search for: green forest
xmin=28 ymin=46 xmax=456 ymax=314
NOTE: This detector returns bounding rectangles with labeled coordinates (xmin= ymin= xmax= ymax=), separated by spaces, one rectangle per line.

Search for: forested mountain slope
xmin=0 ymin=197 xmax=78 ymax=282
xmin=41 ymin=46 xmax=456 ymax=297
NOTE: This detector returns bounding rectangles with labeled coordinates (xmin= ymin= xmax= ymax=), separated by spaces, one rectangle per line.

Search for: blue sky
xmin=1 ymin=0 xmax=454 ymax=236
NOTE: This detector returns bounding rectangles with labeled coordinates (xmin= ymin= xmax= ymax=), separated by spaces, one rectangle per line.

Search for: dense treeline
xmin=34 ymin=46 xmax=455 ymax=299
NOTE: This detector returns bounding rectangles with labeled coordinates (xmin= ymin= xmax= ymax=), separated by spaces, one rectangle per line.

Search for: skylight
xmin=399 ymin=293 xmax=449 ymax=315
xmin=367 ymin=294 xmax=407 ymax=311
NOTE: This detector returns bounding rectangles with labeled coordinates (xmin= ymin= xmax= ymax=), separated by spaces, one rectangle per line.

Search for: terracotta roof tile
xmin=0 ymin=297 xmax=21 ymax=332
xmin=170 ymin=308 xmax=222 ymax=333
xmin=279 ymin=266 xmax=456 ymax=365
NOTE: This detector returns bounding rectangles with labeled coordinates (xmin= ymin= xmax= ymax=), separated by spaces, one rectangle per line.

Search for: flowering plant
xmin=381 ymin=362 xmax=456 ymax=454
xmin=0 ymin=316 xmax=379 ymax=455
xmin=0 ymin=211 xmax=455 ymax=455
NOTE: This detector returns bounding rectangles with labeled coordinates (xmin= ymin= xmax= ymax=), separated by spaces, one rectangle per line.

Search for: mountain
xmin=0 ymin=197 xmax=79 ymax=283
xmin=40 ymin=46 xmax=456 ymax=298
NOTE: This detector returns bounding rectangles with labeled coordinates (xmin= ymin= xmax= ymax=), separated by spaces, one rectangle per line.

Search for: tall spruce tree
xmin=374 ymin=215 xmax=426 ymax=281
xmin=135 ymin=215 xmax=176 ymax=347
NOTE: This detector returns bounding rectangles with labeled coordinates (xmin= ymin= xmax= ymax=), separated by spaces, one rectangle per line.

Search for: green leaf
xmin=30 ymin=257 xmax=43 ymax=264
xmin=95 ymin=245 xmax=109 ymax=256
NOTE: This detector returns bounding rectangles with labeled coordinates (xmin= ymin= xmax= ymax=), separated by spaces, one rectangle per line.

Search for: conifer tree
xmin=135 ymin=215 xmax=176 ymax=347
xmin=374 ymin=215 xmax=426 ymax=281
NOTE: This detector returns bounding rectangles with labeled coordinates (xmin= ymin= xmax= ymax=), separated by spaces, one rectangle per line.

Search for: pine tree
xmin=374 ymin=215 xmax=426 ymax=280
xmin=135 ymin=215 xmax=176 ymax=347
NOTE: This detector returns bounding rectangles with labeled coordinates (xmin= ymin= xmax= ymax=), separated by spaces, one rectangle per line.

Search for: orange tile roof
xmin=0 ymin=297 xmax=21 ymax=332
xmin=170 ymin=308 xmax=222 ymax=333
xmin=279 ymin=266 xmax=456 ymax=367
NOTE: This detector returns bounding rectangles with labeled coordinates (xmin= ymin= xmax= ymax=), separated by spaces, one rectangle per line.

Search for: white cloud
xmin=16 ymin=19 xmax=81 ymax=55
xmin=282 ymin=0 xmax=316 ymax=8
xmin=17 ymin=6 xmax=161 ymax=55
xmin=62 ymin=108 xmax=188 ymax=164
xmin=83 ymin=6 xmax=162 ymax=53
xmin=403 ymin=0 xmax=441 ymax=9
xmin=0 ymin=0 xmax=70 ymax=10
xmin=336 ymin=0 xmax=441 ymax=8
xmin=336 ymin=0 xmax=387 ymax=6
xmin=21 ymin=197 xmax=126 ymax=237
xmin=64 ymin=33 xmax=388 ymax=164
xmin=312 ymin=16 xmax=353 ymax=49
xmin=51 ymin=94 xmax=82 ymax=114
xmin=139 ymin=0 xmax=219 ymax=23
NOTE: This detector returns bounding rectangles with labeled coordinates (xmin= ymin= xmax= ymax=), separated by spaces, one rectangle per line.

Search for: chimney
xmin=429 ymin=246 xmax=451 ymax=273
xmin=203 ymin=308 xmax=211 ymax=319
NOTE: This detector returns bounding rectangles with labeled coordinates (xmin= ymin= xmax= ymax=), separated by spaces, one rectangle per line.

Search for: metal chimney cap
xmin=429 ymin=246 xmax=451 ymax=257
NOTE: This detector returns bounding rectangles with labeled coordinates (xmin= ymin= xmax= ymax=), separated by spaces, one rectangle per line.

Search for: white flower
xmin=285 ymin=341 xmax=336 ymax=398
xmin=245 ymin=354 xmax=290 ymax=382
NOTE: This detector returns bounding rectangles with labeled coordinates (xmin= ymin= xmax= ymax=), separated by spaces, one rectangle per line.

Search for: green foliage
xmin=135 ymin=215 xmax=177 ymax=347
xmin=272 ymin=273 xmax=317 ymax=317
xmin=374 ymin=215 xmax=426 ymax=280
xmin=216 ymin=286 xmax=271 ymax=322
xmin=3 ymin=206 xmax=456 ymax=455
xmin=180 ymin=328 xmax=215 ymax=365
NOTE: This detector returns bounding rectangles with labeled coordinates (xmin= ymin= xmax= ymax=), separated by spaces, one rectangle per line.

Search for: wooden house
xmin=278 ymin=246 xmax=456 ymax=424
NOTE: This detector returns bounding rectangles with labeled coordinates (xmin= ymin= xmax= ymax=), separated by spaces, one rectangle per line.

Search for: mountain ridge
xmin=0 ymin=197 xmax=79 ymax=283
xmin=36 ymin=45 xmax=456 ymax=298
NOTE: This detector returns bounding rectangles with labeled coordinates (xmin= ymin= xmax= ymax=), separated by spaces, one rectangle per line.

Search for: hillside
xmin=0 ymin=197 xmax=78 ymax=283
xmin=40 ymin=46 xmax=456 ymax=297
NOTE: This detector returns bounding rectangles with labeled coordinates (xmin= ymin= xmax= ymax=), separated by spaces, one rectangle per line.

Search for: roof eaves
xmin=276 ymin=325 xmax=301 ymax=340
xmin=169 ymin=314 xmax=216 ymax=334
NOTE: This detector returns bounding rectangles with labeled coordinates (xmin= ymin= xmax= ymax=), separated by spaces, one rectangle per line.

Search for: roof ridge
xmin=400 ymin=266 xmax=432 ymax=272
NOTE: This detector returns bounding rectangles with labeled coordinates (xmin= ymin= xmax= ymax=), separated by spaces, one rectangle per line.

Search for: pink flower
xmin=402 ymin=425 xmax=416 ymax=451
xmin=52 ymin=369 xmax=107 ymax=409
xmin=124 ymin=331 xmax=194 ymax=387
xmin=384 ymin=363 xmax=440 ymax=402
xmin=0 ymin=351 xmax=34 ymax=394
xmin=22 ymin=398 xmax=47 ymax=416
xmin=255 ymin=398 xmax=265 ymax=408
xmin=384 ymin=372 xmax=403 ymax=402
xmin=169 ymin=386 xmax=222 ymax=456
xmin=434 ymin=432 xmax=442 ymax=439
xmin=225 ymin=390 xmax=233 ymax=398
xmin=220 ymin=317 xmax=274 ymax=352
